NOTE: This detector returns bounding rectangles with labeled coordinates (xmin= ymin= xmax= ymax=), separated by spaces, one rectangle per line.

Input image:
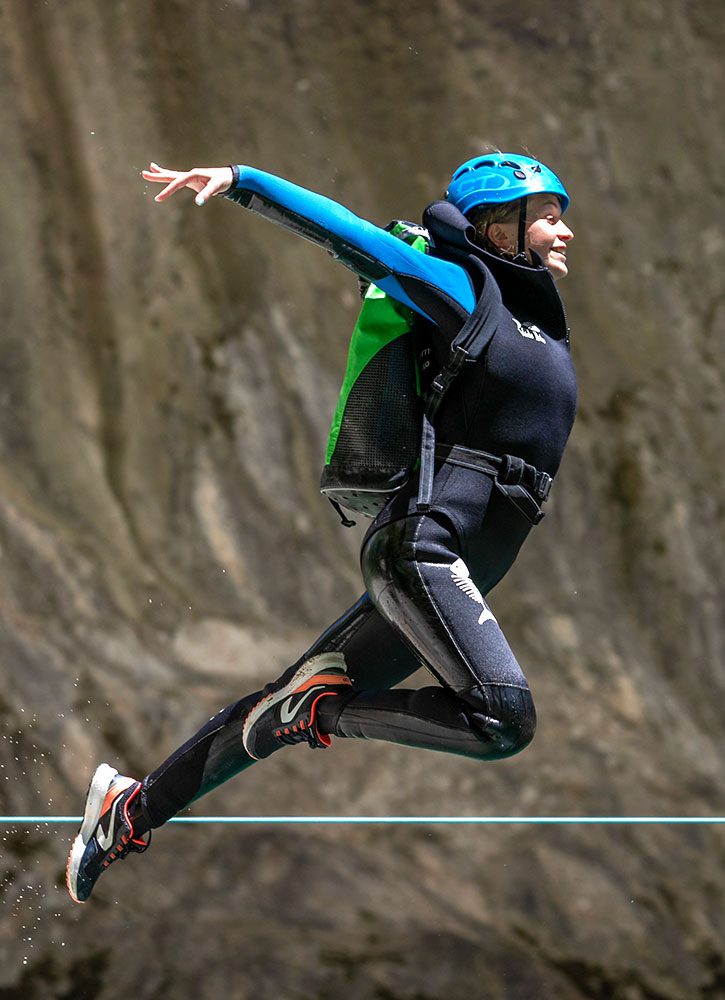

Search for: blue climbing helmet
xmin=446 ymin=153 xmax=570 ymax=216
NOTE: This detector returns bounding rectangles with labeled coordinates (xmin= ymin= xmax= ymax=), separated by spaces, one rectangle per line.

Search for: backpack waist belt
xmin=435 ymin=443 xmax=553 ymax=524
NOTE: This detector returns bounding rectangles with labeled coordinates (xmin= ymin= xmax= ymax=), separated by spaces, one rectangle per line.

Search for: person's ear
xmin=486 ymin=223 xmax=513 ymax=252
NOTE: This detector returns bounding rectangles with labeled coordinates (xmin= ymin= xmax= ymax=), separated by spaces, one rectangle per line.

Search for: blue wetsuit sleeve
xmin=223 ymin=165 xmax=476 ymax=320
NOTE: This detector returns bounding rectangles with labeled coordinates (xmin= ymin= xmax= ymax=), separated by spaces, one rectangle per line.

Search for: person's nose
xmin=557 ymin=221 xmax=574 ymax=243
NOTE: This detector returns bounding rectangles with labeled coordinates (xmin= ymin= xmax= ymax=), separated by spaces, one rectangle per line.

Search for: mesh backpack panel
xmin=320 ymin=224 xmax=428 ymax=518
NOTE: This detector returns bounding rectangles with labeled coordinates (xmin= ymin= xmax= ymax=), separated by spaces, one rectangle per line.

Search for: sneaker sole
xmin=66 ymin=763 xmax=118 ymax=904
xmin=242 ymin=652 xmax=347 ymax=759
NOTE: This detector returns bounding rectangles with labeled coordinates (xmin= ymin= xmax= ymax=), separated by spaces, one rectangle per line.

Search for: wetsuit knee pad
xmin=464 ymin=684 xmax=537 ymax=759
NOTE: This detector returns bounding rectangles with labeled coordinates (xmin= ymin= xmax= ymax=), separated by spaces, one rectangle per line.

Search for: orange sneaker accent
xmin=101 ymin=788 xmax=120 ymax=814
xmin=308 ymin=691 xmax=339 ymax=749
xmin=293 ymin=673 xmax=353 ymax=694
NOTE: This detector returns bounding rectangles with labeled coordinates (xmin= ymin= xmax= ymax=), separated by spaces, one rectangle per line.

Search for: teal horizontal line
xmin=2 ymin=816 xmax=725 ymax=825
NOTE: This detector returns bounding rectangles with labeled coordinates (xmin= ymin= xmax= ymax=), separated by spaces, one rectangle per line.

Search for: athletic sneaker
xmin=242 ymin=653 xmax=353 ymax=760
xmin=66 ymin=763 xmax=150 ymax=904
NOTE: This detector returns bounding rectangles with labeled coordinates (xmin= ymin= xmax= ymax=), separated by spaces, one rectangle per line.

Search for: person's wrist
xmin=221 ymin=165 xmax=239 ymax=194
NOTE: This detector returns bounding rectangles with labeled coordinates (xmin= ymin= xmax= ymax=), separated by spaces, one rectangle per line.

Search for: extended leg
xmin=138 ymin=595 xmax=422 ymax=828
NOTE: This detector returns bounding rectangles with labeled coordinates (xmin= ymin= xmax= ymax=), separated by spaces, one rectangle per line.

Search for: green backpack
xmin=319 ymin=203 xmax=504 ymax=526
xmin=319 ymin=221 xmax=430 ymax=523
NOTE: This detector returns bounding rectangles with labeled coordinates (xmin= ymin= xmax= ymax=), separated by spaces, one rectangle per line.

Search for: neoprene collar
xmin=422 ymin=201 xmax=570 ymax=343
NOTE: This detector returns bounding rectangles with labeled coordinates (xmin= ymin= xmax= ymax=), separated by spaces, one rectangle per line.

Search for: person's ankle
xmin=316 ymin=690 xmax=356 ymax=736
xmin=126 ymin=785 xmax=151 ymax=836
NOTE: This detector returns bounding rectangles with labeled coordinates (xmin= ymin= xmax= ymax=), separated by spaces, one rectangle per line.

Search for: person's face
xmin=487 ymin=193 xmax=574 ymax=279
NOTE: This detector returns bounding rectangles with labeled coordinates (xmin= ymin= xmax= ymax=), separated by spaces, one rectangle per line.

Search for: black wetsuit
xmin=139 ymin=169 xmax=577 ymax=828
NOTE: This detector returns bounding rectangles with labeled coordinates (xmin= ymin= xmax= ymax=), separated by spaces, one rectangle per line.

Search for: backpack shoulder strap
xmin=416 ymin=258 xmax=503 ymax=511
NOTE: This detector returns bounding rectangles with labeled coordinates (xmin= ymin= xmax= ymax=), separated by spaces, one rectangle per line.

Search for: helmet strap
xmin=517 ymin=195 xmax=528 ymax=259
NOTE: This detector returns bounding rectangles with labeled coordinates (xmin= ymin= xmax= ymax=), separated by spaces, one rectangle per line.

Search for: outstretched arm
xmin=141 ymin=163 xmax=476 ymax=323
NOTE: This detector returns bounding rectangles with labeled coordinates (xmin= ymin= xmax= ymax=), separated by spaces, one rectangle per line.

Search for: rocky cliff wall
xmin=0 ymin=1 xmax=723 ymax=998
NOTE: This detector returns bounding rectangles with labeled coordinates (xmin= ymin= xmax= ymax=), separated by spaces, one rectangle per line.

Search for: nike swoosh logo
xmin=96 ymin=807 xmax=119 ymax=851
xmin=95 ymin=785 xmax=126 ymax=851
xmin=280 ymin=685 xmax=327 ymax=724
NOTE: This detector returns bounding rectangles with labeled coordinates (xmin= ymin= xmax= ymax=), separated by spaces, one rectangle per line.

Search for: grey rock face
xmin=0 ymin=1 xmax=723 ymax=998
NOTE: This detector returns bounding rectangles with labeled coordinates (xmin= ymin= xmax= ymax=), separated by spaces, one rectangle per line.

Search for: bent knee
xmin=467 ymin=684 xmax=537 ymax=760
xmin=496 ymin=705 xmax=537 ymax=757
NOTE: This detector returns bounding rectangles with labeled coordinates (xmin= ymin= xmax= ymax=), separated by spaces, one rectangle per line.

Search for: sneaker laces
xmin=273 ymin=689 xmax=338 ymax=750
xmin=274 ymin=725 xmax=328 ymax=750
xmin=102 ymin=829 xmax=151 ymax=869
xmin=101 ymin=785 xmax=152 ymax=869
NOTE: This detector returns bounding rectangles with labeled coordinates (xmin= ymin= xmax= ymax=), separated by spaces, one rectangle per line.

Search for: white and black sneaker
xmin=66 ymin=763 xmax=150 ymax=904
xmin=242 ymin=653 xmax=353 ymax=760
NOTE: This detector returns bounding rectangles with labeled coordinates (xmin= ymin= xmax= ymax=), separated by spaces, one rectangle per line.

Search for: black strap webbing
xmin=434 ymin=443 xmax=553 ymax=504
xmin=517 ymin=195 xmax=528 ymax=258
xmin=416 ymin=277 xmax=502 ymax=511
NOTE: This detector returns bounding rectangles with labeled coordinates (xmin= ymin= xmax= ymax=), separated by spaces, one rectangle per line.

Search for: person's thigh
xmin=361 ymin=512 xmax=530 ymax=697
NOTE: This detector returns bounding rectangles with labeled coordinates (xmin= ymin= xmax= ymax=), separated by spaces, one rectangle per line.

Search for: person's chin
xmin=547 ymin=254 xmax=568 ymax=279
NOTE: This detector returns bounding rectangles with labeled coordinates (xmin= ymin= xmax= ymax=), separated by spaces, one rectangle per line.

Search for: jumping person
xmin=67 ymin=153 xmax=576 ymax=903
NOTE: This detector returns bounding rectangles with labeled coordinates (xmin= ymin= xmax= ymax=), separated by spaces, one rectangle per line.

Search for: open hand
xmin=141 ymin=163 xmax=234 ymax=206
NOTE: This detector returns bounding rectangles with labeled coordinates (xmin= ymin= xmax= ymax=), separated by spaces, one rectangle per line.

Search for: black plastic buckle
xmin=500 ymin=455 xmax=552 ymax=503
xmin=535 ymin=472 xmax=553 ymax=502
